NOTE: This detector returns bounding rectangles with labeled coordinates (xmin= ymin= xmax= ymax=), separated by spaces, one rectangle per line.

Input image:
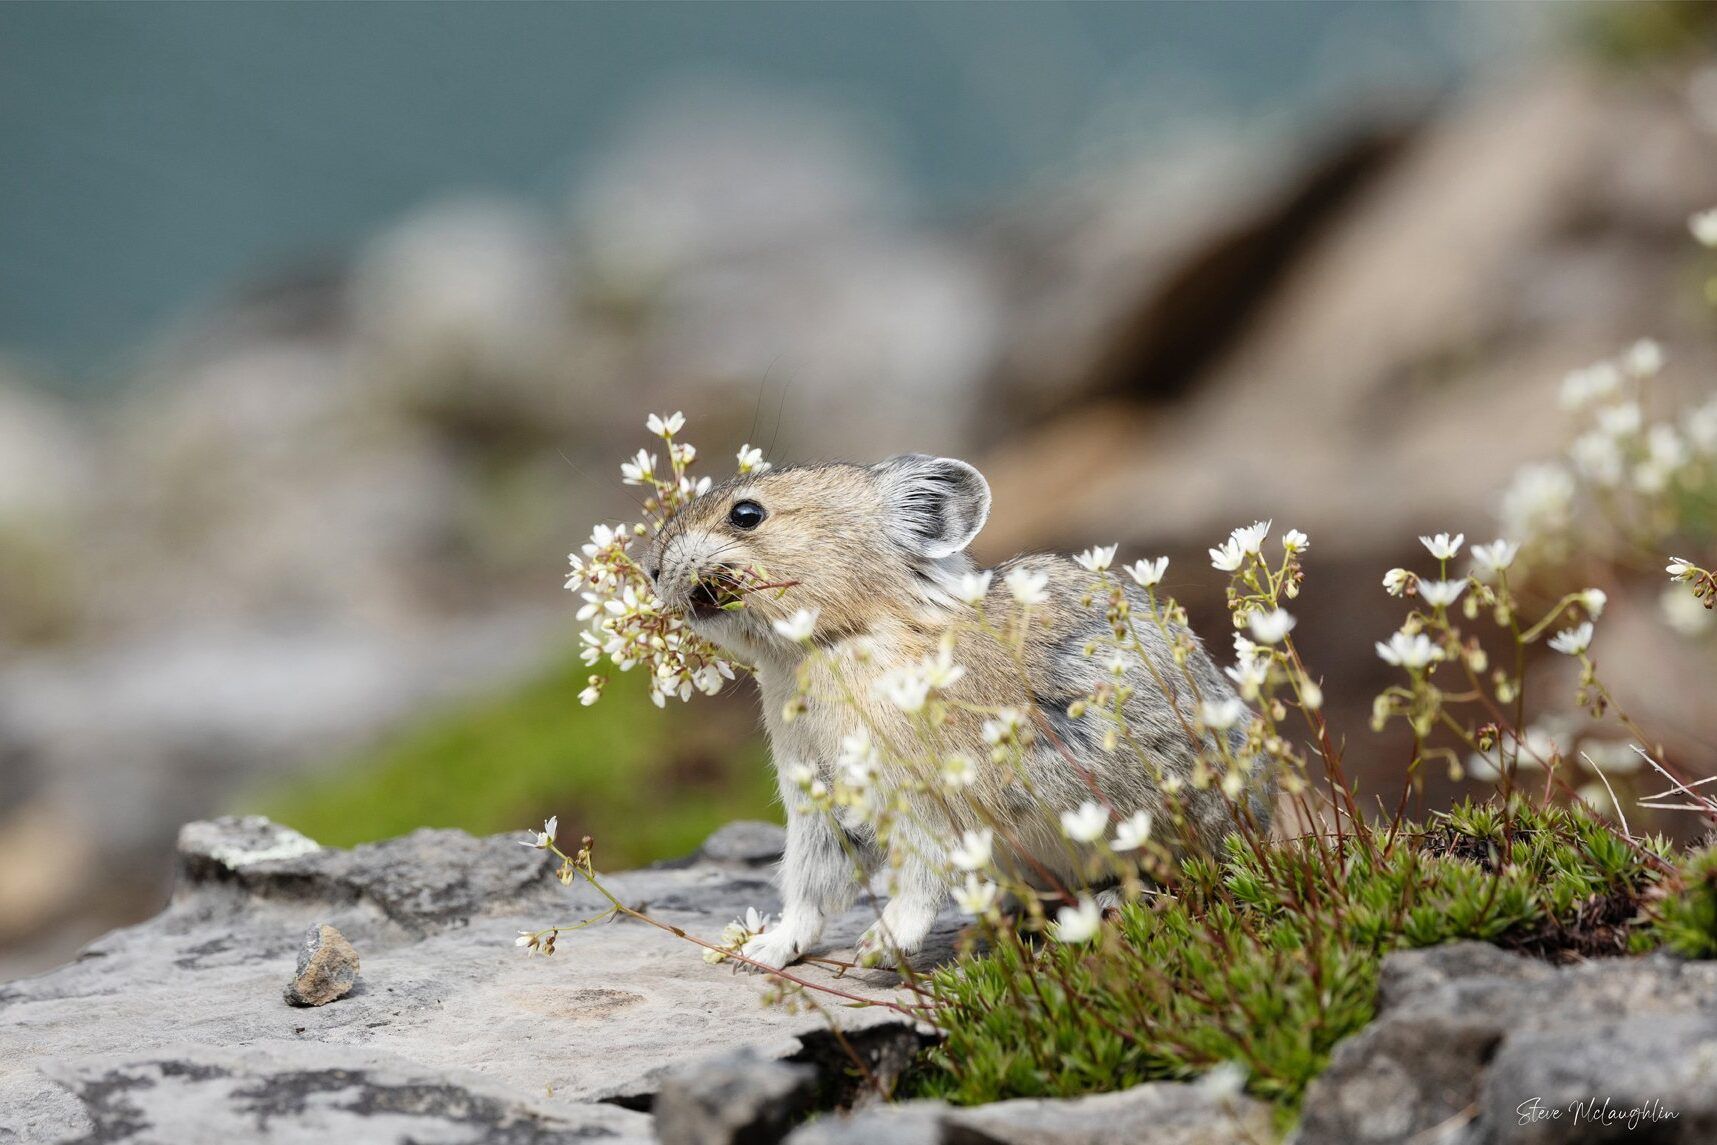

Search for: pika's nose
xmin=646 ymin=565 xmax=660 ymax=582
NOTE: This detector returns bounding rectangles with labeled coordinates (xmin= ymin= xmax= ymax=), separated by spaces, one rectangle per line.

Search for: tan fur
xmin=650 ymin=458 xmax=1260 ymax=967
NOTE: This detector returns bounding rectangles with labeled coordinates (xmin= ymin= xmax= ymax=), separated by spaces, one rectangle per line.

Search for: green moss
xmin=1656 ymin=844 xmax=1717 ymax=958
xmin=252 ymin=651 xmax=777 ymax=869
xmin=908 ymin=800 xmax=1669 ymax=1123
xmin=1572 ymin=0 xmax=1717 ymax=68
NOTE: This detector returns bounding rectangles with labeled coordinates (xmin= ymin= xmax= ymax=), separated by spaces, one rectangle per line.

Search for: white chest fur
xmin=753 ymin=632 xmax=903 ymax=779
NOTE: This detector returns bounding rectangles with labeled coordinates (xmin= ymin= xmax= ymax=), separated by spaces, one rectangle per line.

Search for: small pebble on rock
xmin=284 ymin=922 xmax=360 ymax=1007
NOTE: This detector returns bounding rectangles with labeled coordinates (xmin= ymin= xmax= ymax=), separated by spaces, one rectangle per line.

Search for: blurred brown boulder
xmin=975 ymin=64 xmax=1717 ymax=806
xmin=981 ymin=66 xmax=1717 ymax=560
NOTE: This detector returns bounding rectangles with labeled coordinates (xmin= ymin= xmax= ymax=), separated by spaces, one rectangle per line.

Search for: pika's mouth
xmin=680 ymin=564 xmax=798 ymax=624
xmin=687 ymin=568 xmax=745 ymax=621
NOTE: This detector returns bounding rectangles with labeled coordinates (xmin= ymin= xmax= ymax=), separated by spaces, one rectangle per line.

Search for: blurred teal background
xmin=1 ymin=1 xmax=1489 ymax=385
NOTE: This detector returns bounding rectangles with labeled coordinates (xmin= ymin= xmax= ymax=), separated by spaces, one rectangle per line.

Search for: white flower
xmin=1662 ymin=585 xmax=1713 ymax=636
xmin=953 ymin=874 xmax=999 ymax=916
xmin=1579 ymin=589 xmax=1607 ymax=618
xmin=1231 ymin=520 xmax=1271 ymax=555
xmin=693 ymin=665 xmax=729 ymax=696
xmin=920 ymin=640 xmax=967 ymax=690
xmin=1247 ymin=608 xmax=1295 ymax=644
xmin=1570 ymin=432 xmax=1624 ymax=487
xmin=982 ymin=709 xmax=1029 ymax=745
xmin=1113 ymin=810 xmax=1153 ymax=851
xmin=578 ymin=683 xmax=602 ymax=706
xmin=875 ymin=666 xmax=932 ymax=714
xmin=1559 ymin=362 xmax=1622 ymax=410
xmin=1224 ymin=656 xmax=1268 ymax=701
xmin=1685 ymin=399 xmax=1717 ymax=453
xmin=1198 ymin=1061 xmax=1249 ymax=1102
xmin=838 ymin=730 xmax=877 ymax=766
xmin=1575 ymin=781 xmax=1615 ymax=814
xmin=783 ymin=762 xmax=816 ymax=788
xmin=582 ymin=522 xmax=622 ymax=558
xmin=956 ymin=570 xmax=993 ymax=605
xmin=1469 ymin=539 xmax=1519 ymax=580
xmin=1667 ymin=557 xmax=1697 ymax=581
xmin=950 ymin=829 xmax=994 ymax=871
xmin=1548 ymin=622 xmax=1593 ymax=656
xmin=1382 ymin=568 xmax=1412 ymax=597
xmin=1499 ymin=463 xmax=1575 ymax=541
xmin=1691 ymin=207 xmax=1717 ymax=247
xmin=1125 ymin=557 xmax=1169 ymax=588
xmin=1075 ymin=544 xmax=1117 ymax=573
xmin=646 ymin=411 xmax=686 ymax=436
xmin=1648 ymin=424 xmax=1689 ymax=471
xmin=1060 ymin=801 xmax=1110 ymax=843
xmin=735 ymin=443 xmax=771 ymax=475
xmin=1220 ymin=770 xmax=1245 ymax=800
xmin=1595 ymin=401 xmax=1643 ymax=439
xmin=1282 ymin=529 xmax=1309 ymax=553
xmin=1417 ymin=579 xmax=1466 ymax=609
xmin=1376 ymin=630 xmax=1442 ymax=670
xmin=1583 ymin=741 xmax=1643 ymax=776
xmin=1641 ymin=453 xmax=1684 ymax=495
xmin=1208 ymin=537 xmax=1245 ymax=572
xmin=1004 ymin=566 xmax=1050 ymax=605
xmin=620 ymin=449 xmax=657 ymax=485
xmin=1466 ymin=747 xmax=1503 ymax=782
xmin=1052 ymin=897 xmax=1103 ymax=943
xmin=1523 ymin=722 xmax=1569 ymax=762
xmin=1624 ymin=339 xmax=1664 ymax=378
xmin=1634 ymin=461 xmax=1668 ymax=496
xmin=772 ymin=608 xmax=819 ymax=642
xmin=1211 ymin=521 xmax=1270 ymax=570
xmin=1198 ymin=697 xmax=1246 ymax=731
xmin=941 ymin=753 xmax=977 ymax=790
xmin=521 ymin=816 xmax=558 ymax=850
xmin=838 ymin=732 xmax=880 ymax=788
xmin=714 ymin=908 xmax=774 ymax=957
xmin=1419 ymin=532 xmax=1464 ymax=561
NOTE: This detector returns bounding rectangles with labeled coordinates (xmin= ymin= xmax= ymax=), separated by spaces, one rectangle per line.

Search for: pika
xmin=650 ymin=454 xmax=1262 ymax=968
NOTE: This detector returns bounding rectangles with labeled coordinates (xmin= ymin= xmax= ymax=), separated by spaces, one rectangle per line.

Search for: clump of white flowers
xmin=1500 ymin=339 xmax=1715 ymax=575
xmin=566 ymin=413 xmax=784 ymax=708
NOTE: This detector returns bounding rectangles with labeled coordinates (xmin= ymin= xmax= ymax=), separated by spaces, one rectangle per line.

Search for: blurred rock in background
xmin=1 ymin=3 xmax=1714 ymax=977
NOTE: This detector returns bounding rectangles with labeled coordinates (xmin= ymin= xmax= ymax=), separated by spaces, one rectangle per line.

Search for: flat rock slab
xmin=0 ymin=817 xmax=953 ymax=1144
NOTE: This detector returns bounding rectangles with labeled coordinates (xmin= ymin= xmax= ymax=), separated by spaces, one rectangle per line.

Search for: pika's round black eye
xmin=728 ymin=499 xmax=767 ymax=530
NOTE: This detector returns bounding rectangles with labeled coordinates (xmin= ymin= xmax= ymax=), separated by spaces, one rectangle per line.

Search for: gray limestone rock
xmin=652 ymin=1047 xmax=817 ymax=1145
xmin=0 ymin=818 xmax=944 ymax=1143
xmin=784 ymin=1080 xmax=1273 ymax=1145
xmin=1294 ymin=941 xmax=1717 ymax=1144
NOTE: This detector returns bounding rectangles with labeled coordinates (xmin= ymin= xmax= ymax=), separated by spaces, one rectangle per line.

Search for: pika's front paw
xmin=855 ymin=923 xmax=922 ymax=969
xmin=738 ymin=928 xmax=802 ymax=972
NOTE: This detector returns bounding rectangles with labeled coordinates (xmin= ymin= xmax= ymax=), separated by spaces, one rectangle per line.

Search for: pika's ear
xmin=872 ymin=454 xmax=991 ymax=559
